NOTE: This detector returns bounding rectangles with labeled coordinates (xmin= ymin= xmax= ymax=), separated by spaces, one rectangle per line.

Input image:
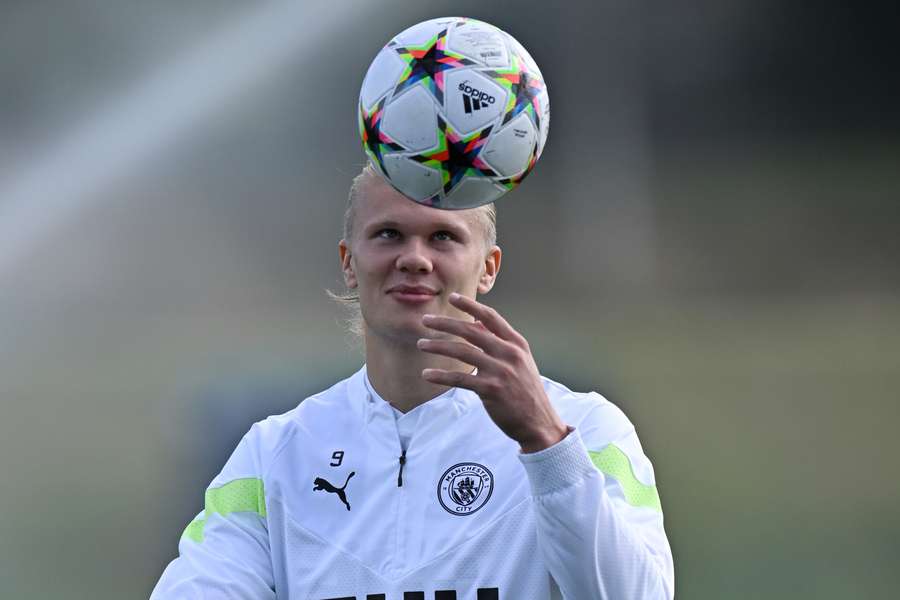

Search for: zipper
xmin=397 ymin=449 xmax=407 ymax=487
xmin=392 ymin=447 xmax=408 ymax=577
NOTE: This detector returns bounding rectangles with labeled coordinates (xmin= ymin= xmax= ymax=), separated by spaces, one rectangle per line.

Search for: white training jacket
xmin=152 ymin=365 xmax=674 ymax=599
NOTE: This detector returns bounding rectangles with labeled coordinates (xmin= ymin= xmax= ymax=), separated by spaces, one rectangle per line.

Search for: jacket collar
xmin=348 ymin=363 xmax=478 ymax=426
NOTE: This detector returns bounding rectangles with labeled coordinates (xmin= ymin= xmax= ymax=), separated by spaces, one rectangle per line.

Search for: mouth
xmin=387 ymin=285 xmax=439 ymax=304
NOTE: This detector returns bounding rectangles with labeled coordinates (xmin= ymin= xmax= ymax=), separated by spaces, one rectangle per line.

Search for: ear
xmin=338 ymin=239 xmax=357 ymax=289
xmin=477 ymin=245 xmax=502 ymax=294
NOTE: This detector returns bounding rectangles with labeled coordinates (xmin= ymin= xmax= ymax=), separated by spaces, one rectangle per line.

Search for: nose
xmin=395 ymin=237 xmax=433 ymax=273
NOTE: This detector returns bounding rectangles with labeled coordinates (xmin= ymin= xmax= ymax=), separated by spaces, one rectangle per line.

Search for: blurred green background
xmin=1 ymin=1 xmax=898 ymax=598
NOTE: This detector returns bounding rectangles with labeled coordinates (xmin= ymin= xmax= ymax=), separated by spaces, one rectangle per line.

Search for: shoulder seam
xmin=541 ymin=376 xmax=578 ymax=396
xmin=261 ymin=391 xmax=327 ymax=479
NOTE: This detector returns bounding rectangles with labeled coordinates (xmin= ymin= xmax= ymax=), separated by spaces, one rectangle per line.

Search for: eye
xmin=432 ymin=230 xmax=455 ymax=242
xmin=376 ymin=228 xmax=400 ymax=240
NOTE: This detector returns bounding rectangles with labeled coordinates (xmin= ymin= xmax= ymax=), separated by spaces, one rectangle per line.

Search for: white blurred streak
xmin=0 ymin=1 xmax=366 ymax=277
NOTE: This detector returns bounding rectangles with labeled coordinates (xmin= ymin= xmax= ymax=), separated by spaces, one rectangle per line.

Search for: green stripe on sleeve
xmin=182 ymin=518 xmax=206 ymax=543
xmin=589 ymin=445 xmax=662 ymax=512
xmin=205 ymin=477 xmax=267 ymax=518
xmin=181 ymin=477 xmax=267 ymax=543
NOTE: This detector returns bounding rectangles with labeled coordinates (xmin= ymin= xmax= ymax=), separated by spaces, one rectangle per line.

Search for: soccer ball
xmin=358 ymin=17 xmax=550 ymax=209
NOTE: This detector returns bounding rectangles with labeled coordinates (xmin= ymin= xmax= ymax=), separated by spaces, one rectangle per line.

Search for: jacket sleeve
xmin=518 ymin=400 xmax=674 ymax=599
xmin=151 ymin=423 xmax=276 ymax=599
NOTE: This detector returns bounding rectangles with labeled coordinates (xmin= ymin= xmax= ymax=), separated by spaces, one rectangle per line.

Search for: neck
xmin=364 ymin=329 xmax=472 ymax=413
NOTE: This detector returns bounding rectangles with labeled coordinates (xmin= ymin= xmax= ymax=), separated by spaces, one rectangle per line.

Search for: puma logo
xmin=313 ymin=471 xmax=355 ymax=511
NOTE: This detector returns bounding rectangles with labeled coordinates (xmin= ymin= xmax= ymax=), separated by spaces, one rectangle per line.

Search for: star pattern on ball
xmin=391 ymin=30 xmax=477 ymax=106
xmin=410 ymin=115 xmax=497 ymax=201
xmin=484 ymin=53 xmax=546 ymax=130
xmin=359 ymin=96 xmax=404 ymax=175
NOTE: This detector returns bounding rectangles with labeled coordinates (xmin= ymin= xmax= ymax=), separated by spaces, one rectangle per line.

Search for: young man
xmin=152 ymin=166 xmax=674 ymax=599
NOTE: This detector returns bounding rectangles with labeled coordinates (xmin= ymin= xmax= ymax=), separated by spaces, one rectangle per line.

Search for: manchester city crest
xmin=437 ymin=462 xmax=494 ymax=515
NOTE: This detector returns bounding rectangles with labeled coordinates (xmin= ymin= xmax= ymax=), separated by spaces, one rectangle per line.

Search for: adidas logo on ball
xmin=459 ymin=80 xmax=496 ymax=114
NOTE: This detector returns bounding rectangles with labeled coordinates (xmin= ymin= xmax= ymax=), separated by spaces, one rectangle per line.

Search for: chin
xmin=368 ymin=315 xmax=431 ymax=344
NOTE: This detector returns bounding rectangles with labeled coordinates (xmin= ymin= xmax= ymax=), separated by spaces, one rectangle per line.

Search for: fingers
xmin=422 ymin=368 xmax=489 ymax=395
xmin=422 ymin=313 xmax=504 ymax=355
xmin=447 ymin=293 xmax=526 ymax=346
xmin=417 ymin=338 xmax=500 ymax=371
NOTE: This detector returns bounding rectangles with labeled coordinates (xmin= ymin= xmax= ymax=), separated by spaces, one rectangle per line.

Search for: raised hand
xmin=417 ymin=293 xmax=569 ymax=453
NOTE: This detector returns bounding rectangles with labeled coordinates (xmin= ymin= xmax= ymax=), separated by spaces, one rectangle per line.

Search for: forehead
xmin=355 ymin=176 xmax=480 ymax=233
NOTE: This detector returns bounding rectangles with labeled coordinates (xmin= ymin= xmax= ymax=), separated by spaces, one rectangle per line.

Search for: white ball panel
xmin=360 ymin=47 xmax=406 ymax=111
xmin=382 ymin=154 xmax=442 ymax=201
xmin=446 ymin=20 xmax=509 ymax=68
xmin=381 ymin=86 xmax=439 ymax=151
xmin=392 ymin=17 xmax=457 ymax=47
xmin=441 ymin=177 xmax=506 ymax=209
xmin=481 ymin=112 xmax=536 ymax=177
xmin=535 ymin=89 xmax=550 ymax=157
xmin=443 ymin=69 xmax=506 ymax=136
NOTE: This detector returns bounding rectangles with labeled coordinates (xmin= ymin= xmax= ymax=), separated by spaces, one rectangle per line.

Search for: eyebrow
xmin=365 ymin=219 xmax=470 ymax=235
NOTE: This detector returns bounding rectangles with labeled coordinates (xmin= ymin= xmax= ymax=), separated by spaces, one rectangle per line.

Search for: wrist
xmin=519 ymin=423 xmax=570 ymax=454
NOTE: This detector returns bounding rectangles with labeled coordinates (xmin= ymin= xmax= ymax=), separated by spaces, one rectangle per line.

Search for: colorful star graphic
xmin=391 ymin=30 xmax=477 ymax=106
xmin=410 ymin=115 xmax=497 ymax=200
xmin=484 ymin=54 xmax=546 ymax=131
xmin=359 ymin=96 xmax=404 ymax=175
